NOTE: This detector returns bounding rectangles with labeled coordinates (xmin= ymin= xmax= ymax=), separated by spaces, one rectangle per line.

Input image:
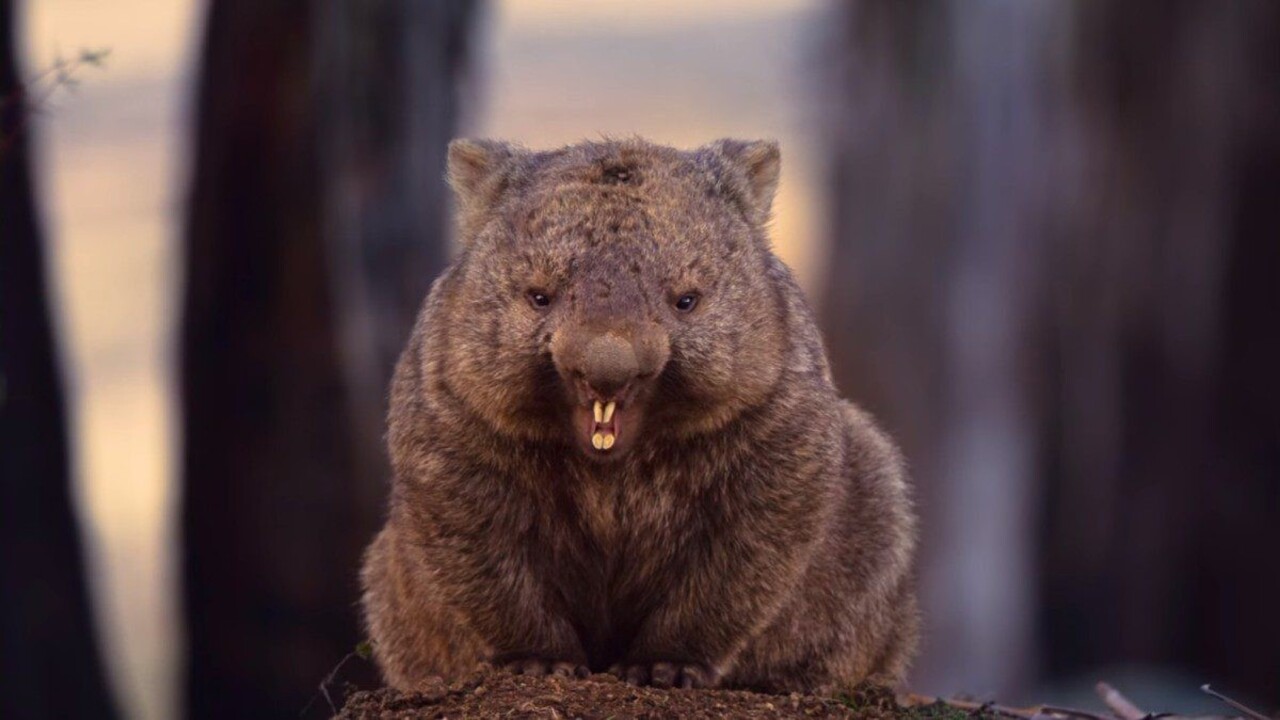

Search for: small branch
xmin=298 ymin=641 xmax=374 ymax=717
xmin=299 ymin=650 xmax=358 ymax=717
xmin=902 ymin=693 xmax=1024 ymax=718
xmin=1096 ymin=681 xmax=1147 ymax=720
xmin=902 ymin=683 xmax=1256 ymax=720
xmin=1042 ymin=706 xmax=1115 ymax=720
xmin=901 ymin=692 xmax=1109 ymax=720
xmin=1201 ymin=685 xmax=1270 ymax=720
xmin=0 ymin=47 xmax=109 ymax=158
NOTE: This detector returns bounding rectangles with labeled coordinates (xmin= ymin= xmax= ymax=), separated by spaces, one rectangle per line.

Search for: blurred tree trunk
xmin=820 ymin=0 xmax=1048 ymax=698
xmin=315 ymin=0 xmax=480 ymax=480
xmin=822 ymin=0 xmax=1280 ymax=703
xmin=181 ymin=1 xmax=478 ymax=717
xmin=0 ymin=1 xmax=119 ymax=717
xmin=1037 ymin=1 xmax=1280 ymax=701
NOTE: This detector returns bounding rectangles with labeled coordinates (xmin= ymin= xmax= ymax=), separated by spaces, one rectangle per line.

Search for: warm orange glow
xmin=22 ymin=2 xmax=824 ymax=718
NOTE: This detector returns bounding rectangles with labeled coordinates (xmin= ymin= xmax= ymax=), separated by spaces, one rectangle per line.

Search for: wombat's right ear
xmin=700 ymin=139 xmax=782 ymax=227
xmin=447 ymin=139 xmax=519 ymax=240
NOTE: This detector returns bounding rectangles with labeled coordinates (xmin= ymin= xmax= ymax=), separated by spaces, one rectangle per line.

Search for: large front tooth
xmin=602 ymin=433 xmax=615 ymax=450
xmin=593 ymin=401 xmax=603 ymax=423
xmin=602 ymin=401 xmax=616 ymax=424
xmin=592 ymin=432 xmax=605 ymax=450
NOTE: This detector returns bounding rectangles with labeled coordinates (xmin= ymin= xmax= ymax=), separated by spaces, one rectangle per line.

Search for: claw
xmin=608 ymin=661 xmax=718 ymax=689
xmin=498 ymin=656 xmax=588 ymax=680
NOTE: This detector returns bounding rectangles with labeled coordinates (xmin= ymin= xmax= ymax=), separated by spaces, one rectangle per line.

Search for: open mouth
xmin=589 ymin=399 xmax=618 ymax=452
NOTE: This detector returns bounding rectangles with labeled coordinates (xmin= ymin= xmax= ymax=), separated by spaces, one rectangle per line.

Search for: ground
xmin=336 ymin=668 xmax=973 ymax=719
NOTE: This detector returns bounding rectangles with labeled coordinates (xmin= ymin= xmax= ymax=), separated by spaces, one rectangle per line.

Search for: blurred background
xmin=1 ymin=1 xmax=1276 ymax=718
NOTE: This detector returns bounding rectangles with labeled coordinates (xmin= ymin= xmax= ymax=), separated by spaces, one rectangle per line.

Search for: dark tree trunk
xmin=1036 ymin=1 xmax=1280 ymax=701
xmin=821 ymin=0 xmax=1280 ymax=703
xmin=315 ymin=0 xmax=480 ymax=484
xmin=0 ymin=1 xmax=119 ymax=717
xmin=181 ymin=1 xmax=478 ymax=716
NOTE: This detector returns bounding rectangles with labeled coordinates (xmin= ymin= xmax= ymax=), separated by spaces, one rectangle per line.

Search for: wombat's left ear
xmin=703 ymin=139 xmax=781 ymax=225
xmin=447 ymin=139 xmax=521 ymax=241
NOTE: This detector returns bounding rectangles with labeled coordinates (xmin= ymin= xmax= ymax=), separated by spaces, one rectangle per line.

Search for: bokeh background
xmin=2 ymin=1 xmax=1277 ymax=719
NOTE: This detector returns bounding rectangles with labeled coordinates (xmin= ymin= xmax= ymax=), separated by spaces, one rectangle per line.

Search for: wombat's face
xmin=439 ymin=139 xmax=787 ymax=461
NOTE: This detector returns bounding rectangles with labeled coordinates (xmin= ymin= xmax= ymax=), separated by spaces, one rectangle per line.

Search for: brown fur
xmin=360 ymin=137 xmax=918 ymax=694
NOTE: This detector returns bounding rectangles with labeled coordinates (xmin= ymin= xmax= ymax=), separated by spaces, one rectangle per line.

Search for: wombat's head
xmin=438 ymin=138 xmax=787 ymax=461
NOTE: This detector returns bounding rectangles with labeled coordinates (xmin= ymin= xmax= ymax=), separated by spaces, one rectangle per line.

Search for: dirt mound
xmin=337 ymin=668 xmax=967 ymax=719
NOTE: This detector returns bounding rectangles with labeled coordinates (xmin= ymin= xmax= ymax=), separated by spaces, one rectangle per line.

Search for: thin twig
xmin=1201 ymin=685 xmax=1270 ymax=720
xmin=299 ymin=650 xmax=362 ymax=718
xmin=0 ymin=48 xmax=109 ymax=158
xmin=1096 ymin=682 xmax=1147 ymax=720
xmin=902 ymin=677 xmax=1275 ymax=720
xmin=901 ymin=692 xmax=1112 ymax=720
xmin=902 ymin=693 xmax=1026 ymax=718
xmin=903 ymin=690 xmax=1143 ymax=720
xmin=1042 ymin=706 xmax=1115 ymax=720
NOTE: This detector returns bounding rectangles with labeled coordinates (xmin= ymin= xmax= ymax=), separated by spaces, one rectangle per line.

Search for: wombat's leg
xmin=361 ymin=528 xmax=488 ymax=689
xmin=456 ymin=582 xmax=589 ymax=679
xmin=858 ymin=584 xmax=918 ymax=688
xmin=365 ymin=523 xmax=591 ymax=685
xmin=384 ymin=459 xmax=593 ymax=677
xmin=408 ymin=528 xmax=589 ymax=676
xmin=728 ymin=405 xmax=919 ymax=694
xmin=612 ymin=487 xmax=827 ymax=688
xmin=415 ymin=549 xmax=588 ymax=678
xmin=728 ymin=571 xmax=918 ymax=695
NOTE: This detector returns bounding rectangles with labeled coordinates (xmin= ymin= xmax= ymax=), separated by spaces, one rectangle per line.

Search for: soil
xmin=337 ymin=668 xmax=970 ymax=720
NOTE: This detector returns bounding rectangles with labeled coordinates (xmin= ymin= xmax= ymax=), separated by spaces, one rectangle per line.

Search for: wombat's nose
xmin=552 ymin=322 xmax=671 ymax=399
xmin=579 ymin=333 xmax=639 ymax=397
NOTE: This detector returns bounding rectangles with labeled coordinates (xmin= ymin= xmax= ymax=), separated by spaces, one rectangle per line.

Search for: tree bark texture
xmin=181 ymin=1 xmax=478 ymax=716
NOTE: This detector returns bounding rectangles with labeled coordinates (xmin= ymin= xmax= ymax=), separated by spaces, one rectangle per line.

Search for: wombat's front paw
xmin=497 ymin=656 xmax=589 ymax=679
xmin=608 ymin=661 xmax=720 ymax=689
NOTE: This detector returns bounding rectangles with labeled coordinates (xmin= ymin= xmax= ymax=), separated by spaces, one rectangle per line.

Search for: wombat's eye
xmin=674 ymin=293 xmax=699 ymax=312
xmin=526 ymin=289 xmax=553 ymax=309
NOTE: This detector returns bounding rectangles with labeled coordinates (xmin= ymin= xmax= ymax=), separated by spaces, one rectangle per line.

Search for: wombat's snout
xmin=551 ymin=322 xmax=670 ymax=455
xmin=579 ymin=334 xmax=639 ymax=397
xmin=552 ymin=323 xmax=670 ymax=399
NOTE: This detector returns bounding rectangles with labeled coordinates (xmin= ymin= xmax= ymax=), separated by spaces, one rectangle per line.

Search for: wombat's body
xmin=361 ymin=138 xmax=917 ymax=694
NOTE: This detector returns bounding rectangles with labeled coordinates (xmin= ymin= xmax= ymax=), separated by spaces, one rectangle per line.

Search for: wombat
xmin=360 ymin=137 xmax=918 ymax=694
